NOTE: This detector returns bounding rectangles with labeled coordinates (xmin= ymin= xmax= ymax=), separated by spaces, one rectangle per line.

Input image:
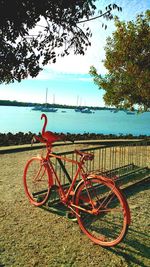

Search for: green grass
xmin=0 ymin=148 xmax=149 ymax=267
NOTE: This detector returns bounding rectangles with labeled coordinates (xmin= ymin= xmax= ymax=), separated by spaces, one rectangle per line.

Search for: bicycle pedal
xmin=51 ymin=185 xmax=59 ymax=190
xmin=66 ymin=211 xmax=77 ymax=222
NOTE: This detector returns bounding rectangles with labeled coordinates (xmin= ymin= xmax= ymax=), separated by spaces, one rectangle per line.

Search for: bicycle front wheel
xmin=23 ymin=157 xmax=51 ymax=206
xmin=74 ymin=176 xmax=130 ymax=247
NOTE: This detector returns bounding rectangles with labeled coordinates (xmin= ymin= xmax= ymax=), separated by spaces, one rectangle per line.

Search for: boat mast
xmin=53 ymin=94 xmax=55 ymax=105
xmin=77 ymin=95 xmax=79 ymax=106
xmin=45 ymin=88 xmax=48 ymax=107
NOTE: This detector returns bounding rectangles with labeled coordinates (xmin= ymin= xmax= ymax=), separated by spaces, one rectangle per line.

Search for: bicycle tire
xmin=74 ymin=176 xmax=130 ymax=247
xmin=23 ymin=157 xmax=52 ymax=206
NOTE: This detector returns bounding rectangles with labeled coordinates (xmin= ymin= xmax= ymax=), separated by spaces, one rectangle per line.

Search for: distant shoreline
xmin=0 ymin=100 xmax=131 ymax=111
xmin=0 ymin=132 xmax=149 ymax=147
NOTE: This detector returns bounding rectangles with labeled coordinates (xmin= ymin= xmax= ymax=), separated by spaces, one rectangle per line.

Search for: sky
xmin=0 ymin=0 xmax=149 ymax=107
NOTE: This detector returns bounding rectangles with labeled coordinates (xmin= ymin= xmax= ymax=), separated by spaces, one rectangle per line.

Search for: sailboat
xmin=74 ymin=96 xmax=84 ymax=112
xmin=81 ymin=108 xmax=93 ymax=113
xmin=41 ymin=89 xmax=58 ymax=112
xmin=32 ymin=105 xmax=42 ymax=111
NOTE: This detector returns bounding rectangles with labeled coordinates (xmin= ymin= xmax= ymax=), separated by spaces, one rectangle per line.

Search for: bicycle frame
xmin=23 ymin=114 xmax=130 ymax=246
xmin=45 ymin=149 xmax=89 ymax=206
xmin=43 ymin=149 xmax=118 ymax=217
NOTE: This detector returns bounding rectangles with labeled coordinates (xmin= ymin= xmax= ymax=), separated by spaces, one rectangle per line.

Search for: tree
xmin=90 ymin=10 xmax=150 ymax=111
xmin=0 ymin=0 xmax=121 ymax=84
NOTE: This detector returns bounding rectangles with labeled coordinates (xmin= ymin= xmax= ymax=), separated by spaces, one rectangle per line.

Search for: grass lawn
xmin=0 ymin=145 xmax=150 ymax=267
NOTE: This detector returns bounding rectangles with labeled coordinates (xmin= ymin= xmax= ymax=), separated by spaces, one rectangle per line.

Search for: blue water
xmin=0 ymin=106 xmax=150 ymax=136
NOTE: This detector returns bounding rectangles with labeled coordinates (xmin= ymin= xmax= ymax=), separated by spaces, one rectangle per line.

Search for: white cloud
xmin=28 ymin=67 xmax=92 ymax=81
xmin=29 ymin=71 xmax=53 ymax=80
xmin=78 ymin=77 xmax=93 ymax=82
xmin=45 ymin=0 xmax=148 ymax=75
xmin=28 ymin=0 xmax=149 ymax=78
xmin=46 ymin=44 xmax=107 ymax=75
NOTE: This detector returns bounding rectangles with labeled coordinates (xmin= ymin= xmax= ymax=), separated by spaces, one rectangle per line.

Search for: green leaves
xmin=90 ymin=10 xmax=150 ymax=111
xmin=0 ymin=0 xmax=122 ymax=84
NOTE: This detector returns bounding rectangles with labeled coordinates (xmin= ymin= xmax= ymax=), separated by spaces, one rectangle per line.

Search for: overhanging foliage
xmin=0 ymin=0 xmax=121 ymax=83
xmin=90 ymin=10 xmax=150 ymax=111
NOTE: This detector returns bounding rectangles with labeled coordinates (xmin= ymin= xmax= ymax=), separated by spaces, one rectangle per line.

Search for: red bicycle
xmin=23 ymin=114 xmax=131 ymax=247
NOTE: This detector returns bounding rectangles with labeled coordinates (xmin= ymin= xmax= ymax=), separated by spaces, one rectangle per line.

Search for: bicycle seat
xmin=33 ymin=133 xmax=60 ymax=144
xmin=41 ymin=113 xmax=61 ymax=144
xmin=42 ymin=131 xmax=60 ymax=144
xmin=75 ymin=150 xmax=94 ymax=161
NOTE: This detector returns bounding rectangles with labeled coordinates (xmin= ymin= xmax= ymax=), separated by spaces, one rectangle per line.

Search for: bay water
xmin=0 ymin=106 xmax=150 ymax=136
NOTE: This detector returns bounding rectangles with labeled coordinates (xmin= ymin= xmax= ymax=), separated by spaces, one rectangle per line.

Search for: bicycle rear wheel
xmin=23 ymin=157 xmax=51 ymax=206
xmin=74 ymin=176 xmax=130 ymax=247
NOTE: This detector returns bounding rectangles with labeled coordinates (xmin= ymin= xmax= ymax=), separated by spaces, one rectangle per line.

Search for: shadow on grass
xmin=107 ymin=231 xmax=149 ymax=267
xmin=122 ymin=176 xmax=150 ymax=198
xmin=39 ymin=177 xmax=150 ymax=266
xmin=106 ymin=178 xmax=150 ymax=267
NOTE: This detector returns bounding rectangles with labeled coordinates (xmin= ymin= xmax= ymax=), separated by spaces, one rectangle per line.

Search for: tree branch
xmin=77 ymin=10 xmax=111 ymax=24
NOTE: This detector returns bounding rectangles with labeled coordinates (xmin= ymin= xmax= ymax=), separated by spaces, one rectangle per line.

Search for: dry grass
xmin=0 ymin=144 xmax=150 ymax=267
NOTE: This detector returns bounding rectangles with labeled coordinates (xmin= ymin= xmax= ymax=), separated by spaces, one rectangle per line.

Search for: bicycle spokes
xmin=23 ymin=157 xmax=51 ymax=206
xmin=75 ymin=177 xmax=129 ymax=246
xmin=32 ymin=165 xmax=46 ymax=182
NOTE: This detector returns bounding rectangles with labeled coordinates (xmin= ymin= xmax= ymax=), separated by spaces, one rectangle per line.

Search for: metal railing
xmin=51 ymin=139 xmax=150 ymax=186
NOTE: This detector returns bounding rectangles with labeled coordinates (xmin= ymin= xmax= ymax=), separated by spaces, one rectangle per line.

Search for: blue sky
xmin=0 ymin=0 xmax=149 ymax=107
